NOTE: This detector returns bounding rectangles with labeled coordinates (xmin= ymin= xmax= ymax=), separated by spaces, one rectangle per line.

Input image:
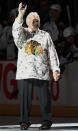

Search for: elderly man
xmin=12 ymin=2 xmax=60 ymax=130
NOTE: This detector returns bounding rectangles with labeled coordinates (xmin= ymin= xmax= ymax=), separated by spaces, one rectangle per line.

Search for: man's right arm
xmin=12 ymin=2 xmax=27 ymax=49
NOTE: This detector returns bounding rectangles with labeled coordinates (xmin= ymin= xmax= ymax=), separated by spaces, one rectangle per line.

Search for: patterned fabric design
xmin=25 ymin=40 xmax=43 ymax=55
xmin=12 ymin=20 xmax=60 ymax=80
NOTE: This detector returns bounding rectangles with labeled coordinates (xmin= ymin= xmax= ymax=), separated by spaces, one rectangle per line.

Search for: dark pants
xmin=18 ymin=79 xmax=52 ymax=124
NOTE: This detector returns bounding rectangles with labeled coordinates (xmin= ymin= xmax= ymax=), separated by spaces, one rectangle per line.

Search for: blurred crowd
xmin=42 ymin=3 xmax=78 ymax=76
xmin=0 ymin=0 xmax=78 ymax=77
xmin=0 ymin=7 xmax=18 ymax=60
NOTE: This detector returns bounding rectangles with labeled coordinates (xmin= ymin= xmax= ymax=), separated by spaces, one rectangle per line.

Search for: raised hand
xmin=18 ymin=2 xmax=27 ymax=17
xmin=16 ymin=2 xmax=27 ymax=23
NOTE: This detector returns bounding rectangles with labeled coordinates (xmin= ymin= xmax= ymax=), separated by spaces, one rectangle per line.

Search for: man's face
xmin=32 ymin=19 xmax=39 ymax=28
xmin=28 ymin=16 xmax=40 ymax=31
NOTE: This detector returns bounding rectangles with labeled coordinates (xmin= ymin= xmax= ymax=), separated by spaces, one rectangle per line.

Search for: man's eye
xmin=33 ymin=20 xmax=39 ymax=23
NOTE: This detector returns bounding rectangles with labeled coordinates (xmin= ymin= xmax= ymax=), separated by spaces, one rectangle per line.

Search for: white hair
xmin=26 ymin=12 xmax=40 ymax=26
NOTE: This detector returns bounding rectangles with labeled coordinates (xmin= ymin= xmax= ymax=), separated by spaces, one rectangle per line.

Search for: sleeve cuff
xmin=14 ymin=19 xmax=23 ymax=28
xmin=52 ymin=67 xmax=60 ymax=73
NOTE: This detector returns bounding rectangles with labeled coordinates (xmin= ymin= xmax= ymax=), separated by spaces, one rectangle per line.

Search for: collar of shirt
xmin=28 ymin=27 xmax=39 ymax=34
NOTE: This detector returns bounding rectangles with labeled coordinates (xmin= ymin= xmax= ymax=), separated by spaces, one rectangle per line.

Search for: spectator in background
xmin=63 ymin=26 xmax=78 ymax=59
xmin=0 ymin=8 xmax=17 ymax=60
xmin=6 ymin=27 xmax=16 ymax=60
xmin=57 ymin=26 xmax=78 ymax=76
xmin=9 ymin=8 xmax=18 ymax=24
xmin=43 ymin=4 xmax=64 ymax=45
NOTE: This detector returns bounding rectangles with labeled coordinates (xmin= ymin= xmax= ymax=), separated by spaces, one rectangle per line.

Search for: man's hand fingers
xmin=18 ymin=2 xmax=27 ymax=15
xmin=53 ymin=71 xmax=60 ymax=81
xmin=53 ymin=76 xmax=58 ymax=81
xmin=18 ymin=2 xmax=22 ymax=12
xmin=19 ymin=2 xmax=22 ymax=9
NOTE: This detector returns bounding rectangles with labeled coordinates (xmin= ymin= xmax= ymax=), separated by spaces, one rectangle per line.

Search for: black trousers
xmin=18 ymin=79 xmax=52 ymax=124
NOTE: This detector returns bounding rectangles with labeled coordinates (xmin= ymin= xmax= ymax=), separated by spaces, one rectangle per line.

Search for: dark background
xmin=0 ymin=0 xmax=78 ymax=26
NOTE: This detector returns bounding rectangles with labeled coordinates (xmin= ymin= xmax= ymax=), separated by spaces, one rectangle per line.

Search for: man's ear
xmin=38 ymin=22 xmax=40 ymax=28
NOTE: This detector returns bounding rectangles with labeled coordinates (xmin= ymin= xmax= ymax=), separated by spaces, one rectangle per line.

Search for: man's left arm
xmin=47 ymin=33 xmax=60 ymax=81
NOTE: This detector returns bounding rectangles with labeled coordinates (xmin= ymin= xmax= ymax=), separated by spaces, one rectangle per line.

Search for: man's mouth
xmin=33 ymin=24 xmax=39 ymax=28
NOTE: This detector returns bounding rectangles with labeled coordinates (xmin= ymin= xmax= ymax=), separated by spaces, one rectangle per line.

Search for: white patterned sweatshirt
xmin=12 ymin=20 xmax=60 ymax=80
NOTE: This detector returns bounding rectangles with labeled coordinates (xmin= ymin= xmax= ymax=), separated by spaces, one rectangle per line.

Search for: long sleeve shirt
xmin=12 ymin=20 xmax=60 ymax=80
